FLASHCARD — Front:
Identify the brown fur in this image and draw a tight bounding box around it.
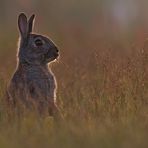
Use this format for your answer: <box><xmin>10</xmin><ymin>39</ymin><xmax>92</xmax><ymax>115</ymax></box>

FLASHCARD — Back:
<box><xmin>7</xmin><ymin>13</ymin><xmax>63</xmax><ymax>120</ymax></box>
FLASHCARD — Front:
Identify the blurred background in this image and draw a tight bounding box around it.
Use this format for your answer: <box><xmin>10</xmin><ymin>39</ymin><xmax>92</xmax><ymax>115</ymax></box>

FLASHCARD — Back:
<box><xmin>0</xmin><ymin>0</ymin><xmax>148</xmax><ymax>77</ymax></box>
<box><xmin>1</xmin><ymin>0</ymin><xmax>148</xmax><ymax>100</ymax></box>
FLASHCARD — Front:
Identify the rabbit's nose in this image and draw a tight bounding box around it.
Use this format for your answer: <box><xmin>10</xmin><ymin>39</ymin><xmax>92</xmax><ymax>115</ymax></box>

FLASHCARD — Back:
<box><xmin>55</xmin><ymin>48</ymin><xmax>59</xmax><ymax>52</ymax></box>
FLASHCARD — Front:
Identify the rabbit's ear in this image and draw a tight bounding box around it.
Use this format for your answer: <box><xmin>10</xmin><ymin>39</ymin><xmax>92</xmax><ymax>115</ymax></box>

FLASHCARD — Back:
<box><xmin>28</xmin><ymin>14</ymin><xmax>35</xmax><ymax>33</ymax></box>
<box><xmin>18</xmin><ymin>13</ymin><xmax>28</xmax><ymax>39</ymax></box>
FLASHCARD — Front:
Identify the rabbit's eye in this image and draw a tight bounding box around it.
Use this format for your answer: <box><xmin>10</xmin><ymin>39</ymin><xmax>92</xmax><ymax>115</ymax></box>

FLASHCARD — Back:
<box><xmin>35</xmin><ymin>39</ymin><xmax>43</xmax><ymax>46</ymax></box>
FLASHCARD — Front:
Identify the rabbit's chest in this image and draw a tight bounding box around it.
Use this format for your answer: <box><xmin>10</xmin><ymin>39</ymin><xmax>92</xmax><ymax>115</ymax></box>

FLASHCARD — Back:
<box><xmin>34</xmin><ymin>78</ymin><xmax>50</xmax><ymax>89</ymax></box>
<box><xmin>27</xmin><ymin>74</ymin><xmax>56</xmax><ymax>99</ymax></box>
<box><xmin>29</xmin><ymin>76</ymin><xmax>54</xmax><ymax>90</ymax></box>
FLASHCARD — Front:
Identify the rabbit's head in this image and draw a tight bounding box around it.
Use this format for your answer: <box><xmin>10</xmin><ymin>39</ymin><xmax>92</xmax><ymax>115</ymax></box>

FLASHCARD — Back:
<box><xmin>18</xmin><ymin>13</ymin><xmax>59</xmax><ymax>65</ymax></box>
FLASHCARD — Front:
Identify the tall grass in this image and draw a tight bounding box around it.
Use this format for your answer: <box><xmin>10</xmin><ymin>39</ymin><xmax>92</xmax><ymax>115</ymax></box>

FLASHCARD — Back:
<box><xmin>0</xmin><ymin>31</ymin><xmax>148</xmax><ymax>147</ymax></box>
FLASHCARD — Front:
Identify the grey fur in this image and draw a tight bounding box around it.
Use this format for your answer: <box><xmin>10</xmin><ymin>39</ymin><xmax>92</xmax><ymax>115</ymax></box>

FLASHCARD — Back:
<box><xmin>7</xmin><ymin>13</ymin><xmax>62</xmax><ymax>119</ymax></box>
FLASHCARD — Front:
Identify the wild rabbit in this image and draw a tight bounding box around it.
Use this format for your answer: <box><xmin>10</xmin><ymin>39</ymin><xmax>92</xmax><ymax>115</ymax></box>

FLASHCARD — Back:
<box><xmin>7</xmin><ymin>13</ymin><xmax>62</xmax><ymax>120</ymax></box>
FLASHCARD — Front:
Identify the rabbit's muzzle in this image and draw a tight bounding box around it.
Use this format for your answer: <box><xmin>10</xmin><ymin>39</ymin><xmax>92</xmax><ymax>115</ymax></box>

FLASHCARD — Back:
<box><xmin>53</xmin><ymin>47</ymin><xmax>59</xmax><ymax>57</ymax></box>
<box><xmin>44</xmin><ymin>47</ymin><xmax>59</xmax><ymax>62</ymax></box>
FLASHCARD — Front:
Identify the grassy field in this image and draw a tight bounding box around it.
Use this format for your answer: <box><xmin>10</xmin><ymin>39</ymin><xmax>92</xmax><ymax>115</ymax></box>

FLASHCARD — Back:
<box><xmin>0</xmin><ymin>1</ymin><xmax>148</xmax><ymax>147</ymax></box>
<box><xmin>0</xmin><ymin>31</ymin><xmax>148</xmax><ymax>148</ymax></box>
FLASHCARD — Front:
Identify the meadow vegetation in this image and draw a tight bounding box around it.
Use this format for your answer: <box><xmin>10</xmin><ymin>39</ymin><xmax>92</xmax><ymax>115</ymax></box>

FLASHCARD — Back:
<box><xmin>0</xmin><ymin>33</ymin><xmax>148</xmax><ymax>148</ymax></box>
<box><xmin>0</xmin><ymin>0</ymin><xmax>148</xmax><ymax>147</ymax></box>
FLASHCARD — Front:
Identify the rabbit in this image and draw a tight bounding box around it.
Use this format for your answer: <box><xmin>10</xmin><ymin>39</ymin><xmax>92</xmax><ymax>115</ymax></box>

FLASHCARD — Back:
<box><xmin>6</xmin><ymin>13</ymin><xmax>62</xmax><ymax>120</ymax></box>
